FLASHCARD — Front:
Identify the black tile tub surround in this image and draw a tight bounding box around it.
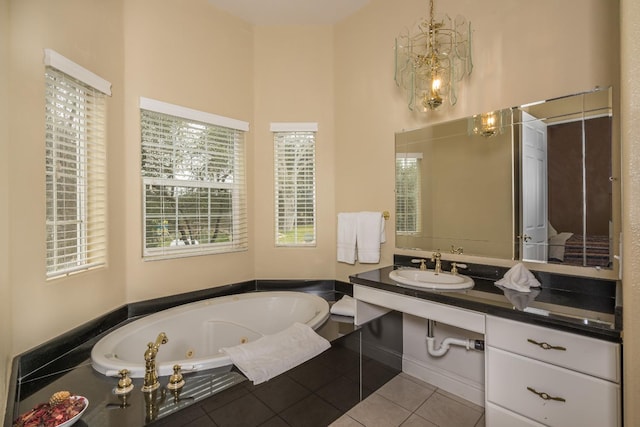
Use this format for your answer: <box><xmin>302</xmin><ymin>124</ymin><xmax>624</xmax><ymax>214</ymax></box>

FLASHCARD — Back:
<box><xmin>11</xmin><ymin>280</ymin><xmax>351</xmax><ymax>399</ymax></box>
<box><xmin>150</xmin><ymin>319</ymin><xmax>402</xmax><ymax>427</ymax></box>
<box><xmin>349</xmin><ymin>255</ymin><xmax>622</xmax><ymax>342</ymax></box>
<box><xmin>4</xmin><ymin>280</ymin><xmax>401</xmax><ymax>427</ymax></box>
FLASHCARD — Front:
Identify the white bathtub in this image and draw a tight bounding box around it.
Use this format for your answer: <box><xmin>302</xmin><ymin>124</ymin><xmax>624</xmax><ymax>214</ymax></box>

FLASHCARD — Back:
<box><xmin>91</xmin><ymin>291</ymin><xmax>330</xmax><ymax>378</ymax></box>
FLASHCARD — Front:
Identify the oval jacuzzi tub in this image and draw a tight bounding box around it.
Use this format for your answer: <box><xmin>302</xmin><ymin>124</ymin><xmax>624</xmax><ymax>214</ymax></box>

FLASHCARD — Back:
<box><xmin>91</xmin><ymin>291</ymin><xmax>330</xmax><ymax>378</ymax></box>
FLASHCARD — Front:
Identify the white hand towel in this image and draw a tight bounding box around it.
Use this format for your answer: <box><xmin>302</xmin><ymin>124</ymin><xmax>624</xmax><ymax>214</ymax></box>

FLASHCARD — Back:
<box><xmin>498</xmin><ymin>287</ymin><xmax>541</xmax><ymax>310</ymax></box>
<box><xmin>222</xmin><ymin>323</ymin><xmax>330</xmax><ymax>385</ymax></box>
<box><xmin>356</xmin><ymin>211</ymin><xmax>386</xmax><ymax>263</ymax></box>
<box><xmin>495</xmin><ymin>263</ymin><xmax>541</xmax><ymax>293</ymax></box>
<box><xmin>337</xmin><ymin>212</ymin><xmax>358</xmax><ymax>264</ymax></box>
<box><xmin>330</xmin><ymin>295</ymin><xmax>356</xmax><ymax>317</ymax></box>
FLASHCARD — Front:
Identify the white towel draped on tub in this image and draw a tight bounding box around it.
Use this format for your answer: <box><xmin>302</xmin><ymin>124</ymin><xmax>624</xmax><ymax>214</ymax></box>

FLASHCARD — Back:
<box><xmin>337</xmin><ymin>211</ymin><xmax>386</xmax><ymax>264</ymax></box>
<box><xmin>221</xmin><ymin>323</ymin><xmax>331</xmax><ymax>385</ymax></box>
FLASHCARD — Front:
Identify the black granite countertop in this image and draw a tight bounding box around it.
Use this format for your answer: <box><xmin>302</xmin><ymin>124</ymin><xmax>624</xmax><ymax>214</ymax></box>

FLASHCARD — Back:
<box><xmin>350</xmin><ymin>258</ymin><xmax>621</xmax><ymax>343</ymax></box>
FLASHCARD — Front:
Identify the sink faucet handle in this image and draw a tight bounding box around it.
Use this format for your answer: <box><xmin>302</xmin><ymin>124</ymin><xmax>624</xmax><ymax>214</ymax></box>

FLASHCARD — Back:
<box><xmin>411</xmin><ymin>258</ymin><xmax>428</xmax><ymax>270</ymax></box>
<box><xmin>451</xmin><ymin>263</ymin><xmax>467</xmax><ymax>275</ymax></box>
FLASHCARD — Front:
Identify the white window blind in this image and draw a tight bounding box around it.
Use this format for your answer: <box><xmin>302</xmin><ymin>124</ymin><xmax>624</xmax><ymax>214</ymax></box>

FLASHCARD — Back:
<box><xmin>45</xmin><ymin>63</ymin><xmax>108</xmax><ymax>279</ymax></box>
<box><xmin>141</xmin><ymin>103</ymin><xmax>248</xmax><ymax>260</ymax></box>
<box><xmin>396</xmin><ymin>153</ymin><xmax>422</xmax><ymax>234</ymax></box>
<box><xmin>273</xmin><ymin>126</ymin><xmax>317</xmax><ymax>246</ymax></box>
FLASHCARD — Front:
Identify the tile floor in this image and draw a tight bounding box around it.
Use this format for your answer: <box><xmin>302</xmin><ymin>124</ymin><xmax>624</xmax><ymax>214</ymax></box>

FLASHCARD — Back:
<box><xmin>331</xmin><ymin>373</ymin><xmax>485</xmax><ymax>427</ymax></box>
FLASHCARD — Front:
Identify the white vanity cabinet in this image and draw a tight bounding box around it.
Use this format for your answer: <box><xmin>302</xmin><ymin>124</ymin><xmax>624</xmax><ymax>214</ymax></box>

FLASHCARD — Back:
<box><xmin>351</xmin><ymin>280</ymin><xmax>622</xmax><ymax>426</ymax></box>
<box><xmin>485</xmin><ymin>316</ymin><xmax>621</xmax><ymax>427</ymax></box>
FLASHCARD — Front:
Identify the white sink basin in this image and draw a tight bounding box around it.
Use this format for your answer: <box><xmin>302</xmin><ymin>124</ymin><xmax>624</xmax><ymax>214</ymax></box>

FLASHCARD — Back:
<box><xmin>389</xmin><ymin>269</ymin><xmax>474</xmax><ymax>290</ymax></box>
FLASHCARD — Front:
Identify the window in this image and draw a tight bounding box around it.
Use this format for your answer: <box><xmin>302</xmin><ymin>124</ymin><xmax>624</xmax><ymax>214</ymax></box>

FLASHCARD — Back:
<box><xmin>44</xmin><ymin>49</ymin><xmax>110</xmax><ymax>279</ymax></box>
<box><xmin>140</xmin><ymin>98</ymin><xmax>248</xmax><ymax>260</ymax></box>
<box><xmin>272</xmin><ymin>123</ymin><xmax>317</xmax><ymax>246</ymax></box>
<box><xmin>395</xmin><ymin>153</ymin><xmax>422</xmax><ymax>234</ymax></box>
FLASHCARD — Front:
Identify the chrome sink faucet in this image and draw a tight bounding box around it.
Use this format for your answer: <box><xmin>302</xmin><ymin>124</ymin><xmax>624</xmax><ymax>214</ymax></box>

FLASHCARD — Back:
<box><xmin>142</xmin><ymin>332</ymin><xmax>168</xmax><ymax>392</ymax></box>
<box><xmin>431</xmin><ymin>250</ymin><xmax>442</xmax><ymax>274</ymax></box>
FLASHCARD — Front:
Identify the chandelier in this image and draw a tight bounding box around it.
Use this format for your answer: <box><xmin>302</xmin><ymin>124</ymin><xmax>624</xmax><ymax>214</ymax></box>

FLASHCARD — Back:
<box><xmin>394</xmin><ymin>0</ymin><xmax>473</xmax><ymax>112</ymax></box>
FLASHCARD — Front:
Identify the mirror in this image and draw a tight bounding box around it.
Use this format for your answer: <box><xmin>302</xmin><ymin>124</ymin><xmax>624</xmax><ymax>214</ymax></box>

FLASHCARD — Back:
<box><xmin>395</xmin><ymin>115</ymin><xmax>515</xmax><ymax>259</ymax></box>
<box><xmin>395</xmin><ymin>87</ymin><xmax>616</xmax><ymax>271</ymax></box>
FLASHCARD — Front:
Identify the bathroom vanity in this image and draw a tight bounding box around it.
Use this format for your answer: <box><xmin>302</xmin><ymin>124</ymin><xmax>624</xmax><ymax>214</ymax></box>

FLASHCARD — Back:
<box><xmin>350</xmin><ymin>258</ymin><xmax>622</xmax><ymax>427</ymax></box>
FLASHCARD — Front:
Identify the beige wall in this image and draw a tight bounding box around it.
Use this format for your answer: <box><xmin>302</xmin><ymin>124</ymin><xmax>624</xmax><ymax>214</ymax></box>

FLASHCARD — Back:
<box><xmin>253</xmin><ymin>26</ymin><xmax>336</xmax><ymax>279</ymax></box>
<box><xmin>620</xmin><ymin>1</ymin><xmax>640</xmax><ymax>425</ymax></box>
<box><xmin>1</xmin><ymin>0</ymin><xmax>10</xmax><ymax>412</ymax></box>
<box><xmin>8</xmin><ymin>0</ymin><xmax>126</xmax><ymax>354</ymax></box>
<box><xmin>121</xmin><ymin>0</ymin><xmax>256</xmax><ymax>302</ymax></box>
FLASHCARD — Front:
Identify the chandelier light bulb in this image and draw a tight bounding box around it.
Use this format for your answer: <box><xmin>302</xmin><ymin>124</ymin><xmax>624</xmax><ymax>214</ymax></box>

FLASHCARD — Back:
<box><xmin>424</xmin><ymin>76</ymin><xmax>443</xmax><ymax>110</ymax></box>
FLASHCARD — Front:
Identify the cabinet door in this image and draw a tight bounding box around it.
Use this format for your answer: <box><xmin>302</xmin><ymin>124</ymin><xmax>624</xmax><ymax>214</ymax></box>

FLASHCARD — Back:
<box><xmin>486</xmin><ymin>316</ymin><xmax>620</xmax><ymax>382</ymax></box>
<box><xmin>485</xmin><ymin>402</ymin><xmax>545</xmax><ymax>427</ymax></box>
<box><xmin>487</xmin><ymin>347</ymin><xmax>620</xmax><ymax>427</ymax></box>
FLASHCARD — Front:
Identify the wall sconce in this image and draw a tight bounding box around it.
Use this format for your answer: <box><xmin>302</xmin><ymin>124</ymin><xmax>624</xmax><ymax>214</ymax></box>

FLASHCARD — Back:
<box><xmin>469</xmin><ymin>109</ymin><xmax>510</xmax><ymax>138</ymax></box>
<box><xmin>395</xmin><ymin>0</ymin><xmax>473</xmax><ymax>112</ymax></box>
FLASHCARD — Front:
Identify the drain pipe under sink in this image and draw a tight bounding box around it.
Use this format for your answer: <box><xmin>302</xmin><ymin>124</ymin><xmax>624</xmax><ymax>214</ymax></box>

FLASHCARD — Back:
<box><xmin>426</xmin><ymin>319</ymin><xmax>484</xmax><ymax>357</ymax></box>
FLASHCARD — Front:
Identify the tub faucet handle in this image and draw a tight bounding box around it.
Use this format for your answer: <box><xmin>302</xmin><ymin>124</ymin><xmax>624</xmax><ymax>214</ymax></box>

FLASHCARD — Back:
<box><xmin>115</xmin><ymin>369</ymin><xmax>134</xmax><ymax>395</ymax></box>
<box><xmin>167</xmin><ymin>364</ymin><xmax>185</xmax><ymax>390</ymax></box>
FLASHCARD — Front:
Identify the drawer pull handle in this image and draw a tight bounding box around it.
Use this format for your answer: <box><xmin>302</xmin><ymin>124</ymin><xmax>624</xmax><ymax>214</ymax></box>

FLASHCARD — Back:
<box><xmin>527</xmin><ymin>386</ymin><xmax>566</xmax><ymax>403</ymax></box>
<box><xmin>527</xmin><ymin>338</ymin><xmax>566</xmax><ymax>351</ymax></box>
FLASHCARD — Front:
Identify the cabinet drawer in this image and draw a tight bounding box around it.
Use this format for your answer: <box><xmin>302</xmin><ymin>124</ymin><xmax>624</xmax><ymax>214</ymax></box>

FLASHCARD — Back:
<box><xmin>485</xmin><ymin>402</ymin><xmax>545</xmax><ymax>427</ymax></box>
<box><xmin>487</xmin><ymin>347</ymin><xmax>620</xmax><ymax>427</ymax></box>
<box><xmin>486</xmin><ymin>316</ymin><xmax>620</xmax><ymax>382</ymax></box>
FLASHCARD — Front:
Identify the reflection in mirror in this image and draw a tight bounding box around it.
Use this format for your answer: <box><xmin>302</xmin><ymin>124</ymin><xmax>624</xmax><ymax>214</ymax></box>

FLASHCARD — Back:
<box><xmin>395</xmin><ymin>114</ymin><xmax>515</xmax><ymax>260</ymax></box>
<box><xmin>395</xmin><ymin>87</ymin><xmax>616</xmax><ymax>272</ymax></box>
<box><xmin>518</xmin><ymin>88</ymin><xmax>613</xmax><ymax>268</ymax></box>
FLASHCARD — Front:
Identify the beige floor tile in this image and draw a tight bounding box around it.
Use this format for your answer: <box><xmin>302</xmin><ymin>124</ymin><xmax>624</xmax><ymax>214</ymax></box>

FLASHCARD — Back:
<box><xmin>400</xmin><ymin>413</ymin><xmax>438</xmax><ymax>427</ymax></box>
<box><xmin>330</xmin><ymin>414</ymin><xmax>365</xmax><ymax>427</ymax></box>
<box><xmin>397</xmin><ymin>372</ymin><xmax>437</xmax><ymax>390</ymax></box>
<box><xmin>338</xmin><ymin>373</ymin><xmax>485</xmax><ymax>427</ymax></box>
<box><xmin>376</xmin><ymin>374</ymin><xmax>436</xmax><ymax>411</ymax></box>
<box><xmin>415</xmin><ymin>391</ymin><xmax>483</xmax><ymax>427</ymax></box>
<box><xmin>435</xmin><ymin>387</ymin><xmax>484</xmax><ymax>413</ymax></box>
<box><xmin>347</xmin><ymin>393</ymin><xmax>412</xmax><ymax>427</ymax></box>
